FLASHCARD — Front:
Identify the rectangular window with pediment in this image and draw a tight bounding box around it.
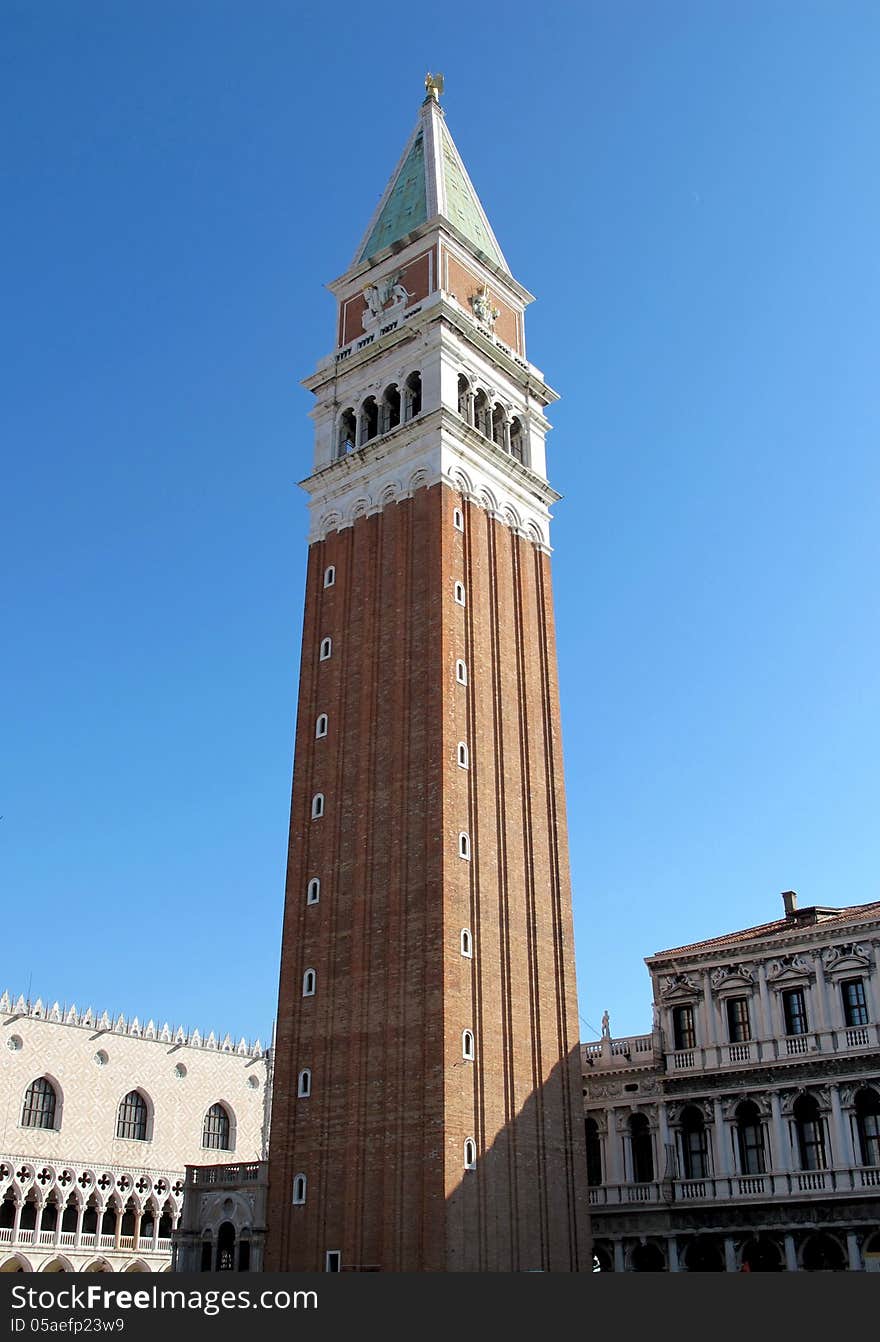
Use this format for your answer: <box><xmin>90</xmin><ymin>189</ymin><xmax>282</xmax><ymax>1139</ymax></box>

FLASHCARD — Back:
<box><xmin>782</xmin><ymin>987</ymin><xmax>809</xmax><ymax>1035</ymax></box>
<box><xmin>672</xmin><ymin>1005</ymin><xmax>696</xmax><ymax>1051</ymax></box>
<box><xmin>726</xmin><ymin>997</ymin><xmax>751</xmax><ymax>1043</ymax></box>
<box><xmin>842</xmin><ymin>978</ymin><xmax>868</xmax><ymax>1027</ymax></box>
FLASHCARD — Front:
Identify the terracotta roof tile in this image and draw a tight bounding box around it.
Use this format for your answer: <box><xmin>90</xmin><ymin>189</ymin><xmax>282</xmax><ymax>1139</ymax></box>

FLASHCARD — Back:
<box><xmin>649</xmin><ymin>900</ymin><xmax>880</xmax><ymax>960</ymax></box>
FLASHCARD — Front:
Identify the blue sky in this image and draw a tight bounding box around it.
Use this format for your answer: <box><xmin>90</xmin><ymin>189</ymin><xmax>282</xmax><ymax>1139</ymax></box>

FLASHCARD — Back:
<box><xmin>3</xmin><ymin>1</ymin><xmax>879</xmax><ymax>1047</ymax></box>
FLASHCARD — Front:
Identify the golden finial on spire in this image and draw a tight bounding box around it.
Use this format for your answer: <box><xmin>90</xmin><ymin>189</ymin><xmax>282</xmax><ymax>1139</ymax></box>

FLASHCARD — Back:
<box><xmin>424</xmin><ymin>72</ymin><xmax>444</xmax><ymax>102</ymax></box>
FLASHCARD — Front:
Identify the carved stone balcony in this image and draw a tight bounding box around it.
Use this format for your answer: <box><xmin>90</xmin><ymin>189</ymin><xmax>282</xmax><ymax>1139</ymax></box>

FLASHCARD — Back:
<box><xmin>588</xmin><ymin>1165</ymin><xmax>880</xmax><ymax>1209</ymax></box>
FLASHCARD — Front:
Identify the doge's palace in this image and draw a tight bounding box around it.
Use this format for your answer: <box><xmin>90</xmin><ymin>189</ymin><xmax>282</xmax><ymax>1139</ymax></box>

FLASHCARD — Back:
<box><xmin>1</xmin><ymin>991</ymin><xmax>270</xmax><ymax>1273</ymax></box>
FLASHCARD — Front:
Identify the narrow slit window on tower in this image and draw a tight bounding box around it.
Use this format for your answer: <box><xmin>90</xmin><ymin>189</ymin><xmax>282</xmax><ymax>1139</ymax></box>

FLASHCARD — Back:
<box><xmin>459</xmin><ymin>831</ymin><xmax>471</xmax><ymax>860</ymax></box>
<box><xmin>325</xmin><ymin>1250</ymin><xmax>342</xmax><ymax>1272</ymax></box>
<box><xmin>455</xmin><ymin>659</ymin><xmax>468</xmax><ymax>685</ymax></box>
<box><xmin>292</xmin><ymin>1174</ymin><xmax>307</xmax><ymax>1205</ymax></box>
<box><xmin>297</xmin><ymin>1069</ymin><xmax>311</xmax><ymax>1098</ymax></box>
<box><xmin>302</xmin><ymin>969</ymin><xmax>316</xmax><ymax>997</ymax></box>
<box><xmin>460</xmin><ymin>928</ymin><xmax>473</xmax><ymax>958</ymax></box>
<box><xmin>315</xmin><ymin>714</ymin><xmax>328</xmax><ymax>739</ymax></box>
<box><xmin>453</xmin><ymin>507</ymin><xmax>464</xmax><ymax>531</ymax></box>
<box><xmin>320</xmin><ymin>637</ymin><xmax>332</xmax><ymax>661</ymax></box>
<box><xmin>306</xmin><ymin>877</ymin><xmax>320</xmax><ymax>905</ymax></box>
<box><xmin>464</xmin><ymin>1138</ymin><xmax>477</xmax><ymax>1170</ymax></box>
<box><xmin>311</xmin><ymin>793</ymin><xmax>325</xmax><ymax>819</ymax></box>
<box><xmin>454</xmin><ymin>581</ymin><xmax>466</xmax><ymax>606</ymax></box>
<box><xmin>457</xmin><ymin>741</ymin><xmax>469</xmax><ymax>769</ymax></box>
<box><xmin>324</xmin><ymin>565</ymin><xmax>336</xmax><ymax>588</ymax></box>
<box><xmin>462</xmin><ymin>1030</ymin><xmax>475</xmax><ymax>1061</ymax></box>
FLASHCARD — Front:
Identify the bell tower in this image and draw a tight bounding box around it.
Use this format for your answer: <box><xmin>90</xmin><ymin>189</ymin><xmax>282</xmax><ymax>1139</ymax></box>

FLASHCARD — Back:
<box><xmin>265</xmin><ymin>78</ymin><xmax>590</xmax><ymax>1272</ymax></box>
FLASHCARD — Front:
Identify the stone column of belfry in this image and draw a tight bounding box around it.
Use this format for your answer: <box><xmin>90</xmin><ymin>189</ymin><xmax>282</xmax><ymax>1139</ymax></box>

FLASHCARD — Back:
<box><xmin>265</xmin><ymin>80</ymin><xmax>590</xmax><ymax>1273</ymax></box>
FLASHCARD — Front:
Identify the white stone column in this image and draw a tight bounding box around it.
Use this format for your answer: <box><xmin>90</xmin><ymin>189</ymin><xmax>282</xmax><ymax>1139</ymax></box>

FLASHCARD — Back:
<box><xmin>667</xmin><ymin>1238</ymin><xmax>680</xmax><ymax>1272</ymax></box>
<box><xmin>712</xmin><ymin>1098</ymin><xmax>730</xmax><ymax>1178</ymax></box>
<box><xmin>53</xmin><ymin>1202</ymin><xmax>63</xmax><ymax>1247</ymax></box>
<box><xmin>814</xmin><ymin>960</ymin><xmax>832</xmax><ymax>1033</ymax></box>
<box><xmin>757</xmin><ymin>964</ymin><xmax>773</xmax><ymax>1052</ymax></box>
<box><xmin>829</xmin><ymin>1085</ymin><xmax>854</xmax><ymax>1169</ymax></box>
<box><xmin>847</xmin><ymin>1231</ymin><xmax>862</xmax><ymax>1271</ymax></box>
<box><xmin>32</xmin><ymin>1201</ymin><xmax>44</xmax><ymax>1245</ymax></box>
<box><xmin>132</xmin><ymin>1209</ymin><xmax>142</xmax><ymax>1252</ymax></box>
<box><xmin>769</xmin><ymin>1092</ymin><xmax>790</xmax><ymax>1173</ymax></box>
<box><xmin>658</xmin><ymin>1102</ymin><xmax>672</xmax><ymax>1178</ymax></box>
<box><xmin>784</xmin><ymin>1233</ymin><xmax>798</xmax><ymax>1272</ymax></box>
<box><xmin>703</xmin><ymin>972</ymin><xmax>719</xmax><ymax>1049</ymax></box>
<box><xmin>724</xmin><ymin>1237</ymin><xmax>737</xmax><ymax>1272</ymax></box>
<box><xmin>605</xmin><ymin>1112</ymin><xmax>623</xmax><ymax>1189</ymax></box>
<box><xmin>613</xmin><ymin>1240</ymin><xmax>625</xmax><ymax>1273</ymax></box>
<box><xmin>11</xmin><ymin>1199</ymin><xmax>23</xmax><ymax>1244</ymax></box>
<box><xmin>74</xmin><ymin>1202</ymin><xmax>85</xmax><ymax>1248</ymax></box>
<box><xmin>151</xmin><ymin>1209</ymin><xmax>161</xmax><ymax>1253</ymax></box>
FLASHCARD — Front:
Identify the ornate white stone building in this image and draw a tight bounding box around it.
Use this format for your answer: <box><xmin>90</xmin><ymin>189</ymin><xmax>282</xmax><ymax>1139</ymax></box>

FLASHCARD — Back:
<box><xmin>1</xmin><ymin>991</ymin><xmax>270</xmax><ymax>1273</ymax></box>
<box><xmin>583</xmin><ymin>894</ymin><xmax>880</xmax><ymax>1271</ymax></box>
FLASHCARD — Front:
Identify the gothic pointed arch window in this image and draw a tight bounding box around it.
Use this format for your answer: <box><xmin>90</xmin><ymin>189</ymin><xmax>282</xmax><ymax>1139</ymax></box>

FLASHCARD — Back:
<box><xmin>794</xmin><ymin>1093</ymin><xmax>827</xmax><ymax>1171</ymax></box>
<box><xmin>628</xmin><ymin>1113</ymin><xmax>654</xmax><ymax>1183</ymax></box>
<box><xmin>21</xmin><ymin>1077</ymin><xmax>58</xmax><ymax>1130</ymax></box>
<box><xmin>116</xmin><ymin>1090</ymin><xmax>149</xmax><ymax>1142</ymax></box>
<box><xmin>854</xmin><ymin>1088</ymin><xmax>880</xmax><ymax>1166</ymax></box>
<box><xmin>202</xmin><ymin>1103</ymin><xmax>232</xmax><ymax>1151</ymax></box>
<box><xmin>680</xmin><ymin>1105</ymin><xmax>709</xmax><ymax>1179</ymax></box>
<box><xmin>735</xmin><ymin>1100</ymin><xmax>767</xmax><ymax>1174</ymax></box>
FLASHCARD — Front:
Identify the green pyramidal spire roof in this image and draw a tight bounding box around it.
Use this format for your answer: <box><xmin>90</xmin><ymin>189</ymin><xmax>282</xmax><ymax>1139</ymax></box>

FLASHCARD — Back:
<box><xmin>352</xmin><ymin>93</ymin><xmax>509</xmax><ymax>273</ymax></box>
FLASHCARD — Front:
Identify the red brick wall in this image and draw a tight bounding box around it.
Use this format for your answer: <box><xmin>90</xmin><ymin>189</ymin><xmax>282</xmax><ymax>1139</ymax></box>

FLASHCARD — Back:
<box><xmin>265</xmin><ymin>483</ymin><xmax>589</xmax><ymax>1271</ymax></box>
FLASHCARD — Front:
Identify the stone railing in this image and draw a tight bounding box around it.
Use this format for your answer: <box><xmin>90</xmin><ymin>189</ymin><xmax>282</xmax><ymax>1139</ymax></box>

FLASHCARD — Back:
<box><xmin>186</xmin><ymin>1162</ymin><xmax>265</xmax><ymax>1187</ymax></box>
<box><xmin>582</xmin><ymin>1035</ymin><xmax>659</xmax><ymax>1069</ymax></box>
<box><xmin>664</xmin><ymin>1022</ymin><xmax>879</xmax><ymax>1074</ymax></box>
<box><xmin>587</xmin><ymin>1165</ymin><xmax>880</xmax><ymax>1208</ymax></box>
